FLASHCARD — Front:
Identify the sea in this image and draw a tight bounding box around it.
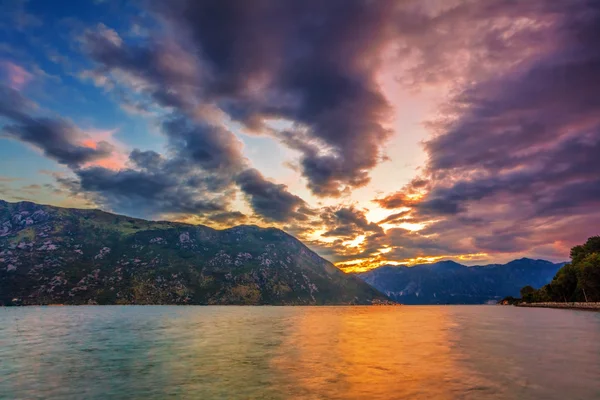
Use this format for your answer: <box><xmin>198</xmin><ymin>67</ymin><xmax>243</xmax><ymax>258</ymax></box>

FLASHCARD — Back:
<box><xmin>1</xmin><ymin>305</ymin><xmax>599</xmax><ymax>399</ymax></box>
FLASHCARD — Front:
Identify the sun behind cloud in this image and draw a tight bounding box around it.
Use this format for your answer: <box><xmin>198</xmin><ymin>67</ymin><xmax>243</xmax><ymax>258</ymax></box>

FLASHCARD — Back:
<box><xmin>1</xmin><ymin>0</ymin><xmax>599</xmax><ymax>271</ymax></box>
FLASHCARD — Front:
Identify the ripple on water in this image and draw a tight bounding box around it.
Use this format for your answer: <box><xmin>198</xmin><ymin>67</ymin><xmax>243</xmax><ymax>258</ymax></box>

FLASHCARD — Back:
<box><xmin>0</xmin><ymin>305</ymin><xmax>599</xmax><ymax>399</ymax></box>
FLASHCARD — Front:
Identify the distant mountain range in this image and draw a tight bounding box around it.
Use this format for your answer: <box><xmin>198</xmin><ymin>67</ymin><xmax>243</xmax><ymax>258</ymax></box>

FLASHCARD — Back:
<box><xmin>357</xmin><ymin>259</ymin><xmax>566</xmax><ymax>304</ymax></box>
<box><xmin>0</xmin><ymin>200</ymin><xmax>391</xmax><ymax>306</ymax></box>
<box><xmin>1</xmin><ymin>199</ymin><xmax>567</xmax><ymax>306</ymax></box>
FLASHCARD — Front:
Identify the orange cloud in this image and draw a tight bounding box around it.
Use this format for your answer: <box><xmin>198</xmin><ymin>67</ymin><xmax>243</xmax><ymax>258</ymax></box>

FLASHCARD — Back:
<box><xmin>81</xmin><ymin>139</ymin><xmax>98</xmax><ymax>149</ymax></box>
<box><xmin>336</xmin><ymin>252</ymin><xmax>489</xmax><ymax>273</ymax></box>
<box><xmin>80</xmin><ymin>128</ymin><xmax>128</xmax><ymax>170</ymax></box>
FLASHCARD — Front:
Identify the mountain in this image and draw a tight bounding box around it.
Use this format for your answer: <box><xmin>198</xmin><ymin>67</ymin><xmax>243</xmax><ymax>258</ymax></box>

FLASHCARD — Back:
<box><xmin>357</xmin><ymin>259</ymin><xmax>565</xmax><ymax>304</ymax></box>
<box><xmin>0</xmin><ymin>200</ymin><xmax>391</xmax><ymax>306</ymax></box>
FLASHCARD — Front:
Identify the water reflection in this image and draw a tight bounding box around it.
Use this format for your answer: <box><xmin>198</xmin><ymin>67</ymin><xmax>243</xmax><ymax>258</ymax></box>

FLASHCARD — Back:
<box><xmin>445</xmin><ymin>306</ymin><xmax>600</xmax><ymax>399</ymax></box>
<box><xmin>271</xmin><ymin>307</ymin><xmax>458</xmax><ymax>399</ymax></box>
<box><xmin>1</xmin><ymin>306</ymin><xmax>599</xmax><ymax>399</ymax></box>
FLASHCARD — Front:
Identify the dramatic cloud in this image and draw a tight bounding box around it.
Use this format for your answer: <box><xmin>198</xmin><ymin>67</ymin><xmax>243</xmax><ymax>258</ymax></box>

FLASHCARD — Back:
<box><xmin>320</xmin><ymin>206</ymin><xmax>383</xmax><ymax>239</ymax></box>
<box><xmin>377</xmin><ymin>0</ymin><xmax>600</xmax><ymax>261</ymax></box>
<box><xmin>368</xmin><ymin>227</ymin><xmax>468</xmax><ymax>260</ymax></box>
<box><xmin>73</xmin><ymin>150</ymin><xmax>233</xmax><ymax>218</ymax></box>
<box><xmin>2</xmin><ymin>0</ymin><xmax>599</xmax><ymax>269</ymax></box>
<box><xmin>3</xmin><ymin>119</ymin><xmax>114</xmax><ymax>168</ymax></box>
<box><xmin>236</xmin><ymin>168</ymin><xmax>309</xmax><ymax>223</ymax></box>
<box><xmin>377</xmin><ymin>211</ymin><xmax>412</xmax><ymax>225</ymax></box>
<box><xmin>83</xmin><ymin>0</ymin><xmax>400</xmax><ymax>197</ymax></box>
<box><xmin>0</xmin><ymin>84</ymin><xmax>115</xmax><ymax>168</ymax></box>
<box><xmin>0</xmin><ymin>84</ymin><xmax>239</xmax><ymax>218</ymax></box>
<box><xmin>209</xmin><ymin>211</ymin><xmax>248</xmax><ymax>225</ymax></box>
<box><xmin>81</xmin><ymin>22</ymin><xmax>202</xmax><ymax>112</ymax></box>
<box><xmin>375</xmin><ymin>192</ymin><xmax>419</xmax><ymax>211</ymax></box>
<box><xmin>161</xmin><ymin>116</ymin><xmax>244</xmax><ymax>174</ymax></box>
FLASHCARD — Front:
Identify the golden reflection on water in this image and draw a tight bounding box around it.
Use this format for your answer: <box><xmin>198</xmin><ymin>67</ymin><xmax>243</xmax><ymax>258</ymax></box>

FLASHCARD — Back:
<box><xmin>2</xmin><ymin>306</ymin><xmax>600</xmax><ymax>399</ymax></box>
<box><xmin>270</xmin><ymin>306</ymin><xmax>458</xmax><ymax>399</ymax></box>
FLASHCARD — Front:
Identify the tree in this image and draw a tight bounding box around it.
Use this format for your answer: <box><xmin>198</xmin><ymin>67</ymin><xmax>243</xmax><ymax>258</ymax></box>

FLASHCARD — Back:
<box><xmin>520</xmin><ymin>285</ymin><xmax>536</xmax><ymax>302</ymax></box>
<box><xmin>519</xmin><ymin>236</ymin><xmax>600</xmax><ymax>303</ymax></box>
<box><xmin>570</xmin><ymin>236</ymin><xmax>600</xmax><ymax>264</ymax></box>
<box><xmin>552</xmin><ymin>263</ymin><xmax>579</xmax><ymax>302</ymax></box>
<box><xmin>579</xmin><ymin>253</ymin><xmax>600</xmax><ymax>302</ymax></box>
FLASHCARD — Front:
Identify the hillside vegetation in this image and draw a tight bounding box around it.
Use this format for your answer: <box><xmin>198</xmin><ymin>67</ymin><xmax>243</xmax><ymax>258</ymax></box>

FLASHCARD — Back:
<box><xmin>519</xmin><ymin>237</ymin><xmax>600</xmax><ymax>303</ymax></box>
<box><xmin>0</xmin><ymin>200</ymin><xmax>390</xmax><ymax>306</ymax></box>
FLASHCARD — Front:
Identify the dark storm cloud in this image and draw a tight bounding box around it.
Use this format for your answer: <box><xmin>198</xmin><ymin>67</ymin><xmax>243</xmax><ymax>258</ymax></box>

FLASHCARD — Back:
<box><xmin>0</xmin><ymin>84</ymin><xmax>114</xmax><ymax>168</ymax></box>
<box><xmin>75</xmin><ymin>159</ymin><xmax>229</xmax><ymax>218</ymax></box>
<box><xmin>127</xmin><ymin>148</ymin><xmax>233</xmax><ymax>193</ymax></box>
<box><xmin>161</xmin><ymin>116</ymin><xmax>244</xmax><ymax>174</ymax></box>
<box><xmin>12</xmin><ymin>0</ymin><xmax>598</xmax><ymax>265</ymax></box>
<box><xmin>320</xmin><ymin>206</ymin><xmax>383</xmax><ymax>239</ymax></box>
<box><xmin>89</xmin><ymin>0</ymin><xmax>400</xmax><ymax>197</ymax></box>
<box><xmin>235</xmin><ymin>168</ymin><xmax>309</xmax><ymax>223</ymax></box>
<box><xmin>82</xmin><ymin>23</ymin><xmax>247</xmax><ymax>174</ymax></box>
<box><xmin>0</xmin><ymin>79</ymin><xmax>238</xmax><ymax>220</ymax></box>
<box><xmin>376</xmin><ymin>0</ymin><xmax>600</xmax><ymax>259</ymax></box>
<box><xmin>81</xmin><ymin>23</ymin><xmax>194</xmax><ymax>110</ymax></box>
<box><xmin>129</xmin><ymin>149</ymin><xmax>163</xmax><ymax>170</ymax></box>
<box><xmin>66</xmin><ymin>20</ymin><xmax>263</xmax><ymax>220</ymax></box>
<box><xmin>417</xmin><ymin>21</ymin><xmax>600</xmax><ymax>217</ymax></box>
<box><xmin>418</xmin><ymin>136</ymin><xmax>600</xmax><ymax>218</ymax></box>
<box><xmin>3</xmin><ymin>119</ymin><xmax>114</xmax><ymax>168</ymax></box>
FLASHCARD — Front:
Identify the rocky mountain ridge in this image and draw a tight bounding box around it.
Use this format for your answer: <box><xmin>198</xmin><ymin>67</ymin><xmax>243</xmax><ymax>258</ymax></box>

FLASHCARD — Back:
<box><xmin>357</xmin><ymin>258</ymin><xmax>565</xmax><ymax>304</ymax></box>
<box><xmin>0</xmin><ymin>200</ymin><xmax>391</xmax><ymax>306</ymax></box>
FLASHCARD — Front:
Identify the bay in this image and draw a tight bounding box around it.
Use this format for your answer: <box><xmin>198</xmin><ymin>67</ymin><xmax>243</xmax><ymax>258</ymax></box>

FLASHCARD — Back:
<box><xmin>1</xmin><ymin>306</ymin><xmax>599</xmax><ymax>399</ymax></box>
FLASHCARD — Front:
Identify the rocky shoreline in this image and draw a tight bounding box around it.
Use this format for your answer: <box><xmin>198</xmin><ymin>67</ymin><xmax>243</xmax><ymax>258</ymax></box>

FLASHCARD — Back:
<box><xmin>516</xmin><ymin>302</ymin><xmax>600</xmax><ymax>310</ymax></box>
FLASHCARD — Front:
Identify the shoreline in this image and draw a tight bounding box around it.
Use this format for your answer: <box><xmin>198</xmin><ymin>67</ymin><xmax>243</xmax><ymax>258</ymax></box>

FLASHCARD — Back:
<box><xmin>1</xmin><ymin>302</ymin><xmax>401</xmax><ymax>307</ymax></box>
<box><xmin>516</xmin><ymin>302</ymin><xmax>600</xmax><ymax>311</ymax></box>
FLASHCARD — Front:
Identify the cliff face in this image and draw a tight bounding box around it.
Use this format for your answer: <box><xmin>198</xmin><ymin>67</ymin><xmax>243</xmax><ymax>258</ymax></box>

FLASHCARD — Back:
<box><xmin>0</xmin><ymin>200</ymin><xmax>390</xmax><ymax>306</ymax></box>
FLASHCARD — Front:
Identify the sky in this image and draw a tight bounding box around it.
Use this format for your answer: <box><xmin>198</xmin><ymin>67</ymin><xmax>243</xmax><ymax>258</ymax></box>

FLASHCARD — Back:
<box><xmin>1</xmin><ymin>0</ymin><xmax>599</xmax><ymax>272</ymax></box>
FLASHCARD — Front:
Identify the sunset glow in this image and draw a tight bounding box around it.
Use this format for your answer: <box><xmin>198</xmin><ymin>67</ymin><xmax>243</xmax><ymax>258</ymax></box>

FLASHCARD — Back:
<box><xmin>1</xmin><ymin>0</ymin><xmax>599</xmax><ymax>272</ymax></box>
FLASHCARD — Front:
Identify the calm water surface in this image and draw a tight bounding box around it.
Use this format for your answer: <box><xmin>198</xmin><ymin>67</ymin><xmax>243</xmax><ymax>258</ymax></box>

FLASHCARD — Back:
<box><xmin>1</xmin><ymin>306</ymin><xmax>599</xmax><ymax>399</ymax></box>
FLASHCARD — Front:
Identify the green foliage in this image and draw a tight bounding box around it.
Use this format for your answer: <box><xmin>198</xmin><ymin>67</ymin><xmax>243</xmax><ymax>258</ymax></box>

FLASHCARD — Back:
<box><xmin>579</xmin><ymin>253</ymin><xmax>600</xmax><ymax>301</ymax></box>
<box><xmin>1</xmin><ymin>200</ymin><xmax>392</xmax><ymax>306</ymax></box>
<box><xmin>8</xmin><ymin>227</ymin><xmax>35</xmax><ymax>243</ymax></box>
<box><xmin>570</xmin><ymin>236</ymin><xmax>600</xmax><ymax>264</ymax></box>
<box><xmin>520</xmin><ymin>285</ymin><xmax>536</xmax><ymax>302</ymax></box>
<box><xmin>521</xmin><ymin>236</ymin><xmax>600</xmax><ymax>303</ymax></box>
